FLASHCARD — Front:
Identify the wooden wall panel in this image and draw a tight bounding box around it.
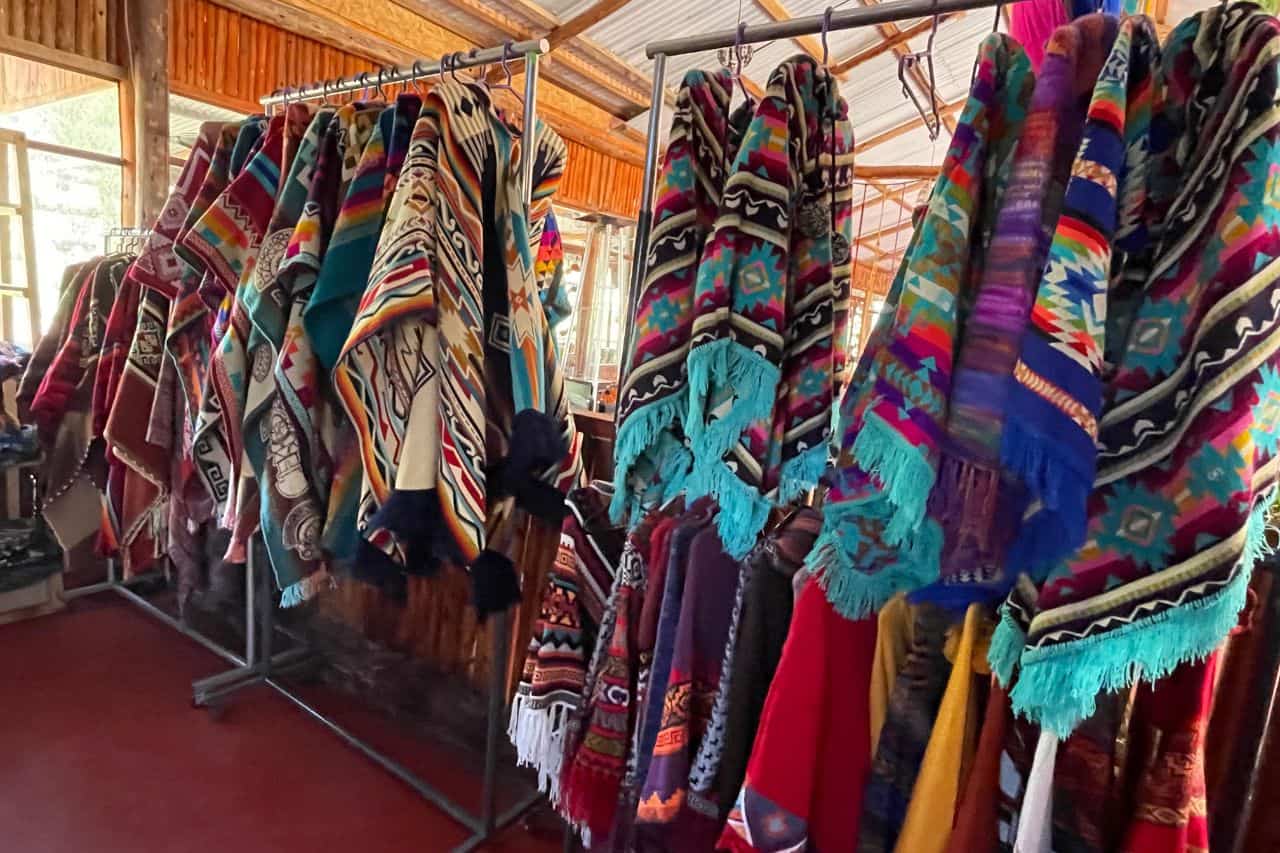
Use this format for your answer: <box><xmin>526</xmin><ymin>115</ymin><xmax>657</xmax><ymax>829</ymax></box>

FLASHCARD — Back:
<box><xmin>558</xmin><ymin>138</ymin><xmax>643</xmax><ymax>221</ymax></box>
<box><xmin>171</xmin><ymin>0</ymin><xmax>643</xmax><ymax>219</ymax></box>
<box><xmin>0</xmin><ymin>0</ymin><xmax>122</xmax><ymax>66</ymax></box>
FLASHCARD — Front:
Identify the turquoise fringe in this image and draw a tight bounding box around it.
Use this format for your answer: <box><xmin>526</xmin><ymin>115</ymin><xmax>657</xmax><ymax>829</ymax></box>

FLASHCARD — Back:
<box><xmin>849</xmin><ymin>411</ymin><xmax>937</xmax><ymax>546</ymax></box>
<box><xmin>279</xmin><ymin>570</ymin><xmax>333</xmax><ymax>609</ymax></box>
<box><xmin>810</xmin><ymin>496</ymin><xmax>943</xmax><ymax>620</ymax></box>
<box><xmin>685</xmin><ymin>459</ymin><xmax>772</xmax><ymax>561</ymax></box>
<box><xmin>1009</xmin><ymin>486</ymin><xmax>1278</xmax><ymax>737</ymax></box>
<box><xmin>778</xmin><ymin>443</ymin><xmax>829</xmax><ymax>505</ymax></box>
<box><xmin>609</xmin><ymin>389</ymin><xmax>689</xmax><ymax>523</ymax></box>
<box><xmin>988</xmin><ymin>601</ymin><xmax>1028</xmax><ymax>687</ymax></box>
<box><xmin>685</xmin><ymin>338</ymin><xmax>781</xmax><ymax>461</ymax></box>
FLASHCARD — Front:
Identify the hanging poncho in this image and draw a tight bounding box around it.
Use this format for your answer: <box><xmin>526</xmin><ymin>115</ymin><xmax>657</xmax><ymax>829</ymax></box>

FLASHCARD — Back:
<box><xmin>681</xmin><ymin>56</ymin><xmax>854</xmax><ymax>560</ymax></box>
<box><xmin>991</xmin><ymin>5</ymin><xmax>1280</xmax><ymax>738</ymax></box>
<box><xmin>336</xmin><ymin>81</ymin><xmax>577</xmax><ymax>613</ymax></box>
<box><xmin>186</xmin><ymin>115</ymin><xmax>286</xmax><ymax>561</ymax></box>
<box><xmin>240</xmin><ymin>104</ymin><xmax>334</xmax><ymax>605</ymax></box>
<box><xmin>271</xmin><ymin>101</ymin><xmax>381</xmax><ymax>572</ymax></box>
<box><xmin>935</xmin><ymin>17</ymin><xmax>1117</xmax><ymax>576</ymax></box>
<box><xmin>810</xmin><ymin>35</ymin><xmax>1034</xmax><ymax>619</ymax></box>
<box><xmin>102</xmin><ymin>123</ymin><xmax>223</xmax><ymax>573</ymax></box>
<box><xmin>611</xmin><ymin>69</ymin><xmax>745</xmax><ymax>524</ymax></box>
<box><xmin>1001</xmin><ymin>16</ymin><xmax>1160</xmax><ymax>574</ymax></box>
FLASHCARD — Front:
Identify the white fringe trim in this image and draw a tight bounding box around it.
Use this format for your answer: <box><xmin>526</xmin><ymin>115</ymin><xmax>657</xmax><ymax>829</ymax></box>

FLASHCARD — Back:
<box><xmin>507</xmin><ymin>694</ymin><xmax>576</xmax><ymax>805</ymax></box>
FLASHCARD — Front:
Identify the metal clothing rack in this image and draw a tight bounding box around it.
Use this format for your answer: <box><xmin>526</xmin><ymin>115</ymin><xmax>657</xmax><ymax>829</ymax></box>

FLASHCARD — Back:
<box><xmin>103</xmin><ymin>226</ymin><xmax>153</xmax><ymax>256</ymax></box>
<box><xmin>181</xmin><ymin>42</ymin><xmax>546</xmax><ymax>853</ymax></box>
<box><xmin>620</xmin><ymin>0</ymin><xmax>1008</xmax><ymax>378</ymax></box>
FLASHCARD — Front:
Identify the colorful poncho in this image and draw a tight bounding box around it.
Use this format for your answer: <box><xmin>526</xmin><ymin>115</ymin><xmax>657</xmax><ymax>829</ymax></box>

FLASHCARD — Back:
<box><xmin>683</xmin><ymin>56</ymin><xmax>854</xmax><ymax>560</ymax></box>
<box><xmin>935</xmin><ymin>17</ymin><xmax>1116</xmax><ymax>575</ymax></box>
<box><xmin>508</xmin><ymin>482</ymin><xmax>624</xmax><ymax>802</ymax></box>
<box><xmin>810</xmin><ymin>35</ymin><xmax>1034</xmax><ymax>619</ymax></box>
<box><xmin>335</xmin><ymin>81</ymin><xmax>577</xmax><ymax>614</ymax></box>
<box><xmin>102</xmin><ymin>123</ymin><xmax>222</xmax><ymax>573</ymax></box>
<box><xmin>991</xmin><ymin>5</ymin><xmax>1280</xmax><ymax>737</ymax></box>
<box><xmin>611</xmin><ymin>69</ymin><xmax>745</xmax><ymax>524</ymax></box>
<box><xmin>1002</xmin><ymin>16</ymin><xmax>1160</xmax><ymax>574</ymax></box>
<box><xmin>271</xmin><ymin>101</ymin><xmax>381</xmax><ymax>573</ymax></box>
<box><xmin>241</xmin><ymin>104</ymin><xmax>334</xmax><ymax>604</ymax></box>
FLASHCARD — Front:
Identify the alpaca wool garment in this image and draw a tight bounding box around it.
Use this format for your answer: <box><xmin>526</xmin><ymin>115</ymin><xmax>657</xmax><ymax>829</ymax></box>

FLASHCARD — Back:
<box><xmin>1002</xmin><ymin>16</ymin><xmax>1160</xmax><ymax>576</ymax></box>
<box><xmin>683</xmin><ymin>56</ymin><xmax>853</xmax><ymax>560</ymax></box>
<box><xmin>240</xmin><ymin>106</ymin><xmax>335</xmax><ymax>604</ymax></box>
<box><xmin>1009</xmin><ymin>0</ymin><xmax>1071</xmax><ymax>71</ymax></box>
<box><xmin>993</xmin><ymin>5</ymin><xmax>1280</xmax><ymax>738</ymax></box>
<box><xmin>810</xmin><ymin>35</ymin><xmax>1034</xmax><ymax>620</ymax></box>
<box><xmin>936</xmin><ymin>16</ymin><xmax>1116</xmax><ymax>579</ymax></box>
<box><xmin>718</xmin><ymin>580</ymin><xmax>876</xmax><ymax>853</ymax></box>
<box><xmin>611</xmin><ymin>70</ymin><xmax>747</xmax><ymax>525</ymax></box>
<box><xmin>509</xmin><ymin>483</ymin><xmax>624</xmax><ymax>802</ymax></box>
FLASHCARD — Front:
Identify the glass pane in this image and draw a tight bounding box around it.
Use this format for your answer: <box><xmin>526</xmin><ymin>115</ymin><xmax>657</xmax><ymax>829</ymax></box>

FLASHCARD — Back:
<box><xmin>170</xmin><ymin>94</ymin><xmax>244</xmax><ymax>166</ymax></box>
<box><xmin>0</xmin><ymin>55</ymin><xmax>120</xmax><ymax>156</ymax></box>
<box><xmin>12</xmin><ymin>150</ymin><xmax>123</xmax><ymax>346</ymax></box>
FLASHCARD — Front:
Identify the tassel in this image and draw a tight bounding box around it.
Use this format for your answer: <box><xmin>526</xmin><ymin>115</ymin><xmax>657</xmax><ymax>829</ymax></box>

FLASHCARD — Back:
<box><xmin>849</xmin><ymin>411</ymin><xmax>937</xmax><ymax>544</ymax></box>
<box><xmin>988</xmin><ymin>601</ymin><xmax>1028</xmax><ymax>686</ymax></box>
<box><xmin>611</xmin><ymin>389</ymin><xmax>690</xmax><ymax>523</ymax></box>
<box><xmin>470</xmin><ymin>549</ymin><xmax>522</xmax><ymax>618</ymax></box>
<box><xmin>1001</xmin><ymin>416</ymin><xmax>1090</xmax><ymax>573</ymax></box>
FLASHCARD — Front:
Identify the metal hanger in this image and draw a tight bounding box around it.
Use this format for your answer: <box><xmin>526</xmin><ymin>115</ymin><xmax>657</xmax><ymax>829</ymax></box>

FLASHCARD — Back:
<box><xmin>490</xmin><ymin>41</ymin><xmax>525</xmax><ymax>108</ymax></box>
<box><xmin>731</xmin><ymin>21</ymin><xmax>754</xmax><ymax>105</ymax></box>
<box><xmin>411</xmin><ymin>60</ymin><xmax>428</xmax><ymax>94</ymax></box>
<box><xmin>897</xmin><ymin>6</ymin><xmax>941</xmax><ymax>140</ymax></box>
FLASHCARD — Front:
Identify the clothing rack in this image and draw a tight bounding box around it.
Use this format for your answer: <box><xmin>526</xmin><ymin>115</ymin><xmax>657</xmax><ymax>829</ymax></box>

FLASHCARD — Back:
<box><xmin>103</xmin><ymin>226</ymin><xmax>152</xmax><ymax>255</ymax></box>
<box><xmin>620</xmin><ymin>0</ymin><xmax>1008</xmax><ymax>380</ymax></box>
<box><xmin>67</xmin><ymin>43</ymin><xmax>550</xmax><ymax>853</ymax></box>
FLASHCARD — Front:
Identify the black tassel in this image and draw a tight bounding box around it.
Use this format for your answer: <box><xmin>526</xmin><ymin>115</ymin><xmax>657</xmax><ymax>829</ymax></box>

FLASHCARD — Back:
<box><xmin>470</xmin><ymin>549</ymin><xmax>522</xmax><ymax>618</ymax></box>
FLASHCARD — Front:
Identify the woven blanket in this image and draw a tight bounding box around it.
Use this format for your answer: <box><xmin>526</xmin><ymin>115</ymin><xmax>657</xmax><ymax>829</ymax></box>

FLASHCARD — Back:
<box><xmin>611</xmin><ymin>69</ymin><xmax>744</xmax><ymax>524</ymax></box>
<box><xmin>810</xmin><ymin>35</ymin><xmax>1034</xmax><ymax>619</ymax></box>
<box><xmin>683</xmin><ymin>57</ymin><xmax>854</xmax><ymax>560</ymax></box>
<box><xmin>1001</xmin><ymin>16</ymin><xmax>1160</xmax><ymax>575</ymax></box>
<box><xmin>991</xmin><ymin>5</ymin><xmax>1280</xmax><ymax>738</ymax></box>
<box><xmin>936</xmin><ymin>17</ymin><xmax>1115</xmax><ymax>576</ymax></box>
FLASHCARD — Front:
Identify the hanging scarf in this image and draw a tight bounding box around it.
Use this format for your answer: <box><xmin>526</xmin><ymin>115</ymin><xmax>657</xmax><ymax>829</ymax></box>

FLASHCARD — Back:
<box><xmin>683</xmin><ymin>56</ymin><xmax>854</xmax><ymax>560</ymax></box>
<box><xmin>271</xmin><ymin>101</ymin><xmax>381</xmax><ymax>572</ymax></box>
<box><xmin>718</xmin><ymin>580</ymin><xmax>877</xmax><ymax>853</ymax></box>
<box><xmin>536</xmin><ymin>208</ymin><xmax>572</xmax><ymax>332</ymax></box>
<box><xmin>713</xmin><ymin>508</ymin><xmax>819</xmax><ymax>818</ymax></box>
<box><xmin>634</xmin><ymin>523</ymin><xmax>741</xmax><ymax>847</ymax></box>
<box><xmin>809</xmin><ymin>36</ymin><xmax>1034</xmax><ymax>619</ymax></box>
<box><xmin>103</xmin><ymin>124</ymin><xmax>223</xmax><ymax>574</ymax></box>
<box><xmin>559</xmin><ymin>509</ymin><xmax>659</xmax><ymax>843</ymax></box>
<box><xmin>935</xmin><ymin>18</ymin><xmax>1116</xmax><ymax>576</ymax></box>
<box><xmin>895</xmin><ymin>604</ymin><xmax>994</xmax><ymax>853</ymax></box>
<box><xmin>1002</xmin><ymin>17</ymin><xmax>1160</xmax><ymax>575</ymax></box>
<box><xmin>19</xmin><ymin>261</ymin><xmax>84</xmax><ymax>421</ymax></box>
<box><xmin>239</xmin><ymin>104</ymin><xmax>335</xmax><ymax>604</ymax></box>
<box><xmin>509</xmin><ymin>482</ymin><xmax>624</xmax><ymax>802</ymax></box>
<box><xmin>611</xmin><ymin>69</ymin><xmax>742</xmax><ymax>524</ymax></box>
<box><xmin>991</xmin><ymin>5</ymin><xmax>1280</xmax><ymax>738</ymax></box>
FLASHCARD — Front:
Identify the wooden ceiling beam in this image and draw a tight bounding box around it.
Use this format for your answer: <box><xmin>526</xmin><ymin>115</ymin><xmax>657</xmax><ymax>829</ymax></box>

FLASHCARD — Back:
<box><xmin>855</xmin><ymin>95</ymin><xmax>965</xmax><ymax>152</ymax></box>
<box><xmin>393</xmin><ymin>0</ymin><xmax>654</xmax><ymax>109</ymax></box>
<box><xmin>753</xmin><ymin>0</ymin><xmax>835</xmax><ymax>72</ymax></box>
<box><xmin>208</xmin><ymin>0</ymin><xmax>408</xmax><ymax>67</ymax></box>
<box><xmin>856</xmin><ymin>164</ymin><xmax>939</xmax><ymax>180</ymax></box>
<box><xmin>866</xmin><ymin>177</ymin><xmax>916</xmax><ymax>214</ymax></box>
<box><xmin>546</xmin><ymin>0</ymin><xmax>634</xmax><ymax>47</ymax></box>
<box><xmin>830</xmin><ymin>14</ymin><xmax>956</xmax><ymax>75</ymax></box>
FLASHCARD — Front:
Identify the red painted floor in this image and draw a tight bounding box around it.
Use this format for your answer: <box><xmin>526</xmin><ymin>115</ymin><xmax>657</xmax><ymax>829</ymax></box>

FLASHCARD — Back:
<box><xmin>0</xmin><ymin>596</ymin><xmax>562</xmax><ymax>852</ymax></box>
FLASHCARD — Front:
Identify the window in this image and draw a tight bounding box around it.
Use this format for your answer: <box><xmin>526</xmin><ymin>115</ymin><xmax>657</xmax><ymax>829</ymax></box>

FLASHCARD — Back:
<box><xmin>0</xmin><ymin>54</ymin><xmax>122</xmax><ymax>346</ymax></box>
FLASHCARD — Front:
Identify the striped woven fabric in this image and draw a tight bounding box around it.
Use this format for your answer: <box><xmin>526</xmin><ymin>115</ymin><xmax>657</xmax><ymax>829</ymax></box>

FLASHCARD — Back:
<box><xmin>992</xmin><ymin>5</ymin><xmax>1280</xmax><ymax>738</ymax></box>
<box><xmin>611</xmin><ymin>69</ymin><xmax>744</xmax><ymax>524</ymax></box>
<box><xmin>1001</xmin><ymin>17</ymin><xmax>1159</xmax><ymax>575</ymax></box>
<box><xmin>810</xmin><ymin>35</ymin><xmax>1034</xmax><ymax>619</ymax></box>
<box><xmin>683</xmin><ymin>56</ymin><xmax>854</xmax><ymax>560</ymax></box>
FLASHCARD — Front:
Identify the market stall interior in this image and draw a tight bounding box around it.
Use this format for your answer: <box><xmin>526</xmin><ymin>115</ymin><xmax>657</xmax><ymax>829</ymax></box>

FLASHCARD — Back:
<box><xmin>4</xmin><ymin>0</ymin><xmax>1280</xmax><ymax>852</ymax></box>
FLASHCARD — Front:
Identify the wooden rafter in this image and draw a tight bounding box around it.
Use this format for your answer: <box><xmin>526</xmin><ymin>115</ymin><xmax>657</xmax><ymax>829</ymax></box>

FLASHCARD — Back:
<box><xmin>866</xmin><ymin>178</ymin><xmax>916</xmax><ymax>214</ymax></box>
<box><xmin>830</xmin><ymin>14</ymin><xmax>957</xmax><ymax>75</ymax></box>
<box><xmin>753</xmin><ymin>0</ymin><xmax>834</xmax><ymax>71</ymax></box>
<box><xmin>856</xmin><ymin>164</ymin><xmax>939</xmax><ymax>180</ymax></box>
<box><xmin>855</xmin><ymin>95</ymin><xmax>965</xmax><ymax>152</ymax></box>
<box><xmin>546</xmin><ymin>0</ymin><xmax>634</xmax><ymax>47</ymax></box>
<box><xmin>208</xmin><ymin>0</ymin><xmax>407</xmax><ymax>67</ymax></box>
<box><xmin>862</xmin><ymin>213</ymin><xmax>915</xmax><ymax>244</ymax></box>
<box><xmin>393</xmin><ymin>0</ymin><xmax>655</xmax><ymax>109</ymax></box>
